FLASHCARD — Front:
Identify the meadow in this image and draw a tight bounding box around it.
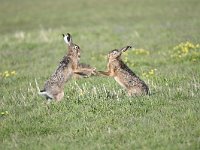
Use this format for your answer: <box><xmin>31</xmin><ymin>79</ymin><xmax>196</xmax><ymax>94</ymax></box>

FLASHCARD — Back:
<box><xmin>0</xmin><ymin>0</ymin><xmax>200</xmax><ymax>149</ymax></box>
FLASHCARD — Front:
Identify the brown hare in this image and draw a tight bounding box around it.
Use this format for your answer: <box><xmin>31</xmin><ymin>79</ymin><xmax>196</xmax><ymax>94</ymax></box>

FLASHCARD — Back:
<box><xmin>37</xmin><ymin>33</ymin><xmax>84</xmax><ymax>102</ymax></box>
<box><xmin>99</xmin><ymin>46</ymin><xmax>149</xmax><ymax>96</ymax></box>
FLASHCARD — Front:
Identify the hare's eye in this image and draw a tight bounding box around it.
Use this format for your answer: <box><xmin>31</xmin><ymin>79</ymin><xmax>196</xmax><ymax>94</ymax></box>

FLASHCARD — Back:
<box><xmin>74</xmin><ymin>46</ymin><xmax>79</xmax><ymax>49</ymax></box>
<box><xmin>113</xmin><ymin>51</ymin><xmax>117</xmax><ymax>54</ymax></box>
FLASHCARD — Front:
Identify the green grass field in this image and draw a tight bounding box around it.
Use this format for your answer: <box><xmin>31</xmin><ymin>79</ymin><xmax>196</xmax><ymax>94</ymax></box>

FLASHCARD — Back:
<box><xmin>0</xmin><ymin>0</ymin><xmax>200</xmax><ymax>149</ymax></box>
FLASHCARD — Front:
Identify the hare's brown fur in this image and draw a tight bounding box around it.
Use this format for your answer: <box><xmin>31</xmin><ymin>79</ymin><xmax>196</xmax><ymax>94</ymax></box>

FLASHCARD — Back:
<box><xmin>39</xmin><ymin>33</ymin><xmax>82</xmax><ymax>101</ymax></box>
<box><xmin>73</xmin><ymin>63</ymin><xmax>97</xmax><ymax>79</ymax></box>
<box><xmin>99</xmin><ymin>46</ymin><xmax>149</xmax><ymax>96</ymax></box>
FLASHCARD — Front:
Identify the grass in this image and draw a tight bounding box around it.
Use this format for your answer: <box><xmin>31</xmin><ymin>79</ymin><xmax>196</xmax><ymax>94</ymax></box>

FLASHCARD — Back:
<box><xmin>0</xmin><ymin>0</ymin><xmax>200</xmax><ymax>149</ymax></box>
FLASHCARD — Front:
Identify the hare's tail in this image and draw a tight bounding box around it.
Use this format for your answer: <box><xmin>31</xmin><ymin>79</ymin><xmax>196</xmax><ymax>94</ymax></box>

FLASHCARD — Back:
<box><xmin>34</xmin><ymin>78</ymin><xmax>47</xmax><ymax>96</ymax></box>
<box><xmin>34</xmin><ymin>79</ymin><xmax>53</xmax><ymax>100</ymax></box>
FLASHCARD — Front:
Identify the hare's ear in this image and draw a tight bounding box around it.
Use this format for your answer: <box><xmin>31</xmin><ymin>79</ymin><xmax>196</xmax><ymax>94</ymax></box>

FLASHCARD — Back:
<box><xmin>63</xmin><ymin>33</ymin><xmax>73</xmax><ymax>46</ymax></box>
<box><xmin>120</xmin><ymin>46</ymin><xmax>132</xmax><ymax>52</ymax></box>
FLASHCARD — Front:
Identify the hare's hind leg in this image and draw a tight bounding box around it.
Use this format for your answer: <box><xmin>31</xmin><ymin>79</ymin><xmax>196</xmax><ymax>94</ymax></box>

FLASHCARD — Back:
<box><xmin>127</xmin><ymin>88</ymin><xmax>139</xmax><ymax>97</ymax></box>
<box><xmin>128</xmin><ymin>88</ymin><xmax>146</xmax><ymax>97</ymax></box>
<box><xmin>55</xmin><ymin>91</ymin><xmax>64</xmax><ymax>102</ymax></box>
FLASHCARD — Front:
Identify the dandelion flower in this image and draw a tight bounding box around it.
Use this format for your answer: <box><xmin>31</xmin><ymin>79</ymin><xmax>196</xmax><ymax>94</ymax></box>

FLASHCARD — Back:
<box><xmin>149</xmin><ymin>69</ymin><xmax>154</xmax><ymax>75</ymax></box>
<box><xmin>11</xmin><ymin>71</ymin><xmax>16</xmax><ymax>75</ymax></box>
<box><xmin>5</xmin><ymin>73</ymin><xmax>10</xmax><ymax>77</ymax></box>
<box><xmin>1</xmin><ymin>111</ymin><xmax>8</xmax><ymax>116</ymax></box>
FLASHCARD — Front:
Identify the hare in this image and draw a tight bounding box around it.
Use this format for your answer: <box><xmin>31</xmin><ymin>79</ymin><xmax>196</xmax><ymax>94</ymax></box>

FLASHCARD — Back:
<box><xmin>99</xmin><ymin>46</ymin><xmax>149</xmax><ymax>96</ymax></box>
<box><xmin>73</xmin><ymin>63</ymin><xmax>97</xmax><ymax>79</ymax></box>
<box><xmin>37</xmin><ymin>33</ymin><xmax>83</xmax><ymax>102</ymax></box>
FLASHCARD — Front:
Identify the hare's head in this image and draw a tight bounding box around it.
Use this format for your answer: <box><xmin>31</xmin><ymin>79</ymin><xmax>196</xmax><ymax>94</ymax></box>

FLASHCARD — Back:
<box><xmin>63</xmin><ymin>33</ymin><xmax>81</xmax><ymax>59</ymax></box>
<box><xmin>108</xmin><ymin>46</ymin><xmax>132</xmax><ymax>60</ymax></box>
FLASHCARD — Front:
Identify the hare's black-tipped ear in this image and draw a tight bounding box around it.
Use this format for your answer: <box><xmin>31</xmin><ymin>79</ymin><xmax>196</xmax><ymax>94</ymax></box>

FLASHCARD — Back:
<box><xmin>120</xmin><ymin>46</ymin><xmax>132</xmax><ymax>52</ymax></box>
<box><xmin>63</xmin><ymin>33</ymin><xmax>73</xmax><ymax>45</ymax></box>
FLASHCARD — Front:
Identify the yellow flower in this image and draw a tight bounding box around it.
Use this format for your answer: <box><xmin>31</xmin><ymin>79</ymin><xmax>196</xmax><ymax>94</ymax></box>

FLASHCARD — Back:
<box><xmin>149</xmin><ymin>69</ymin><xmax>154</xmax><ymax>75</ymax></box>
<box><xmin>5</xmin><ymin>73</ymin><xmax>10</xmax><ymax>77</ymax></box>
<box><xmin>11</xmin><ymin>71</ymin><xmax>16</xmax><ymax>75</ymax></box>
<box><xmin>1</xmin><ymin>111</ymin><xmax>8</xmax><ymax>115</ymax></box>
<box><xmin>172</xmin><ymin>41</ymin><xmax>200</xmax><ymax>61</ymax></box>
<box><xmin>130</xmin><ymin>48</ymin><xmax>150</xmax><ymax>55</ymax></box>
<box><xmin>142</xmin><ymin>69</ymin><xmax>157</xmax><ymax>78</ymax></box>
<box><xmin>182</xmin><ymin>47</ymin><xmax>188</xmax><ymax>53</ymax></box>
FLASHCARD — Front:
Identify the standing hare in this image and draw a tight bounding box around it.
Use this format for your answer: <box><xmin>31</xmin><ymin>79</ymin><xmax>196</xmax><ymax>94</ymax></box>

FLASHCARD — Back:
<box><xmin>37</xmin><ymin>33</ymin><xmax>84</xmax><ymax>102</ymax></box>
<box><xmin>99</xmin><ymin>46</ymin><xmax>149</xmax><ymax>96</ymax></box>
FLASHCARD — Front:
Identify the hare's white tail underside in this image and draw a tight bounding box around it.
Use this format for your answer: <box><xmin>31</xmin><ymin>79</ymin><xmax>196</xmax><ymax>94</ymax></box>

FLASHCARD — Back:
<box><xmin>35</xmin><ymin>78</ymin><xmax>53</xmax><ymax>101</ymax></box>
<box><xmin>35</xmin><ymin>78</ymin><xmax>47</xmax><ymax>96</ymax></box>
